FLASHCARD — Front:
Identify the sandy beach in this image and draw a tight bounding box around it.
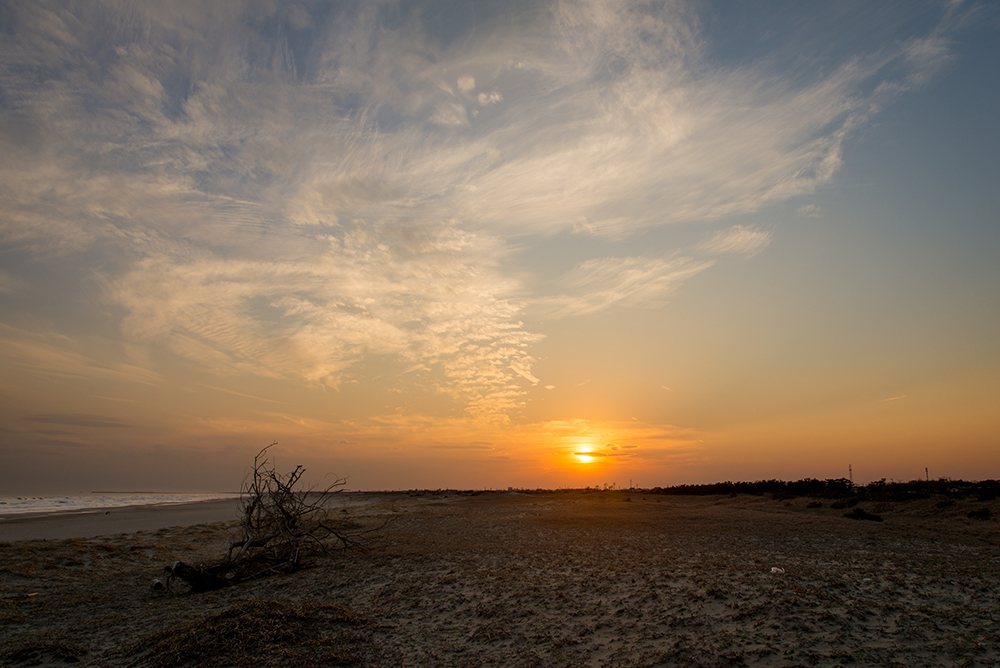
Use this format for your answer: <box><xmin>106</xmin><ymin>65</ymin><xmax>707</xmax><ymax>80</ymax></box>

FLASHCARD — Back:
<box><xmin>0</xmin><ymin>499</ymin><xmax>243</xmax><ymax>543</ymax></box>
<box><xmin>1</xmin><ymin>490</ymin><xmax>998</xmax><ymax>667</ymax></box>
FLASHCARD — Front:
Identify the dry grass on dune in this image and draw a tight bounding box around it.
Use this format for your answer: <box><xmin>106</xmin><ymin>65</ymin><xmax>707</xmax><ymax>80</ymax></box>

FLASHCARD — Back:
<box><xmin>126</xmin><ymin>599</ymin><xmax>369</xmax><ymax>668</ymax></box>
<box><xmin>1</xmin><ymin>491</ymin><xmax>999</xmax><ymax>668</ymax></box>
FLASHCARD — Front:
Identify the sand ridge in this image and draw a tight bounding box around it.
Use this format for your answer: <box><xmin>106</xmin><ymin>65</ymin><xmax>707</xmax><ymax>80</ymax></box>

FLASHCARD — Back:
<box><xmin>1</xmin><ymin>491</ymin><xmax>998</xmax><ymax>667</ymax></box>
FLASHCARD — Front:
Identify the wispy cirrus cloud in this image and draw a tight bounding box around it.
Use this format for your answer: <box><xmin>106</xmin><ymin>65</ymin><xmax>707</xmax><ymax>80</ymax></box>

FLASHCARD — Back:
<box><xmin>699</xmin><ymin>225</ymin><xmax>774</xmax><ymax>256</ymax></box>
<box><xmin>23</xmin><ymin>414</ymin><xmax>133</xmax><ymax>428</ymax></box>
<box><xmin>0</xmin><ymin>325</ymin><xmax>162</xmax><ymax>386</ymax></box>
<box><xmin>425</xmin><ymin>443</ymin><xmax>496</xmax><ymax>451</ymax></box>
<box><xmin>538</xmin><ymin>255</ymin><xmax>714</xmax><ymax>317</ymax></box>
<box><xmin>111</xmin><ymin>221</ymin><xmax>541</xmax><ymax>420</ymax></box>
<box><xmin>0</xmin><ymin>0</ymin><xmax>961</xmax><ymax>424</ymax></box>
<box><xmin>796</xmin><ymin>204</ymin><xmax>824</xmax><ymax>218</ymax></box>
<box><xmin>1</xmin><ymin>0</ymin><xmax>957</xmax><ymax>244</ymax></box>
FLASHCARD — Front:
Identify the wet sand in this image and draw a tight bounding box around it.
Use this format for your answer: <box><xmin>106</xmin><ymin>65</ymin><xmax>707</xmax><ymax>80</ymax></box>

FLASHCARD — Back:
<box><xmin>1</xmin><ymin>490</ymin><xmax>998</xmax><ymax>667</ymax></box>
<box><xmin>0</xmin><ymin>498</ymin><xmax>242</xmax><ymax>542</ymax></box>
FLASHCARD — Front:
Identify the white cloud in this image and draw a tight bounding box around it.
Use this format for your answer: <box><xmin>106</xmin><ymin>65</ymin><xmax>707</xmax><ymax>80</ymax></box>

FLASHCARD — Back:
<box><xmin>699</xmin><ymin>225</ymin><xmax>774</xmax><ymax>256</ymax></box>
<box><xmin>111</xmin><ymin>222</ymin><xmax>542</xmax><ymax>421</ymax></box>
<box><xmin>477</xmin><ymin>91</ymin><xmax>502</xmax><ymax>105</ymax></box>
<box><xmin>796</xmin><ymin>204</ymin><xmax>824</xmax><ymax>218</ymax></box>
<box><xmin>539</xmin><ymin>256</ymin><xmax>714</xmax><ymax>317</ymax></box>
<box><xmin>0</xmin><ymin>3</ymin><xmax>954</xmax><ymax>248</ymax></box>
<box><xmin>0</xmin><ymin>0</ymin><xmax>960</xmax><ymax>421</ymax></box>
<box><xmin>431</xmin><ymin>100</ymin><xmax>470</xmax><ymax>126</ymax></box>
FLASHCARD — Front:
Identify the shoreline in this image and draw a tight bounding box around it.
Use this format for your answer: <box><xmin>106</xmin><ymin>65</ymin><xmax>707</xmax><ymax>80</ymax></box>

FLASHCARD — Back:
<box><xmin>0</xmin><ymin>491</ymin><xmax>399</xmax><ymax>542</ymax></box>
<box><xmin>0</xmin><ymin>492</ymin><xmax>239</xmax><ymax>518</ymax></box>
<box><xmin>3</xmin><ymin>486</ymin><xmax>997</xmax><ymax>544</ymax></box>
<box><xmin>0</xmin><ymin>497</ymin><xmax>243</xmax><ymax>542</ymax></box>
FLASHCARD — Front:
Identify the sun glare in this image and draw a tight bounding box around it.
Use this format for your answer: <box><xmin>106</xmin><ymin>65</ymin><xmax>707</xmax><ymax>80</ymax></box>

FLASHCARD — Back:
<box><xmin>576</xmin><ymin>452</ymin><xmax>595</xmax><ymax>464</ymax></box>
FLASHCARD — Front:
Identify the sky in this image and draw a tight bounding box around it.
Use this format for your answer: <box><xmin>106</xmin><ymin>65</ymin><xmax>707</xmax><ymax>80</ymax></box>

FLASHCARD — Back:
<box><xmin>1</xmin><ymin>0</ymin><xmax>998</xmax><ymax>494</ymax></box>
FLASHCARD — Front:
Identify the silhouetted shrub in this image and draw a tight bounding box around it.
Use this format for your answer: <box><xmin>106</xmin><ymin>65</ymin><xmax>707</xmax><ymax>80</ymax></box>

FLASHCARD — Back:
<box><xmin>967</xmin><ymin>508</ymin><xmax>992</xmax><ymax>520</ymax></box>
<box><xmin>844</xmin><ymin>508</ymin><xmax>882</xmax><ymax>522</ymax></box>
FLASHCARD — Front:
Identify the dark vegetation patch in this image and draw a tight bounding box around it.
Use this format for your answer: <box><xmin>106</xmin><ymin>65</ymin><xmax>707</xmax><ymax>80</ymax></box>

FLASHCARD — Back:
<box><xmin>844</xmin><ymin>508</ymin><xmax>883</xmax><ymax>522</ymax></box>
<box><xmin>124</xmin><ymin>600</ymin><xmax>372</xmax><ymax>668</ymax></box>
<box><xmin>967</xmin><ymin>508</ymin><xmax>993</xmax><ymax>521</ymax></box>
<box><xmin>806</xmin><ymin>501</ymin><xmax>823</xmax><ymax>508</ymax></box>
<box><xmin>648</xmin><ymin>478</ymin><xmax>1000</xmax><ymax>503</ymax></box>
<box><xmin>5</xmin><ymin>641</ymin><xmax>87</xmax><ymax>666</ymax></box>
<box><xmin>650</xmin><ymin>478</ymin><xmax>857</xmax><ymax>498</ymax></box>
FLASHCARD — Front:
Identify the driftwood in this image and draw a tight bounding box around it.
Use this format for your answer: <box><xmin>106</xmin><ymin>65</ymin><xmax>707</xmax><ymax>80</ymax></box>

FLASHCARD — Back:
<box><xmin>163</xmin><ymin>443</ymin><xmax>378</xmax><ymax>593</ymax></box>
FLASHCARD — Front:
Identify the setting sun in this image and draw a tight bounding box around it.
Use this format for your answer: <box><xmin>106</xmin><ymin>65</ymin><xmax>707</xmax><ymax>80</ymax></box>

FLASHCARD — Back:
<box><xmin>576</xmin><ymin>453</ymin><xmax>595</xmax><ymax>464</ymax></box>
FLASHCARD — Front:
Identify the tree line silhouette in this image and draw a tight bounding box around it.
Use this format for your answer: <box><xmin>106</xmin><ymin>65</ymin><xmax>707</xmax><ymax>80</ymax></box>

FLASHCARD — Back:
<box><xmin>648</xmin><ymin>477</ymin><xmax>1000</xmax><ymax>501</ymax></box>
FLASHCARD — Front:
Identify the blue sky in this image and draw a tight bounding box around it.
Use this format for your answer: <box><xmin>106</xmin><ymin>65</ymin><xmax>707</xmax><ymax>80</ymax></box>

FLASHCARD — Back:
<box><xmin>0</xmin><ymin>0</ymin><xmax>997</xmax><ymax>493</ymax></box>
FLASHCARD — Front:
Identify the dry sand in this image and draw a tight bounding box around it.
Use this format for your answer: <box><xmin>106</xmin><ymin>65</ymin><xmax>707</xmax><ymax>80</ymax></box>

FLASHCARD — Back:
<box><xmin>1</xmin><ymin>490</ymin><xmax>998</xmax><ymax>667</ymax></box>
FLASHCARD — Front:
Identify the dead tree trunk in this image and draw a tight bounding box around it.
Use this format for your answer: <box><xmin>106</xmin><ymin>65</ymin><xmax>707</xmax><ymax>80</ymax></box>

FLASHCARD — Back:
<box><xmin>163</xmin><ymin>443</ymin><xmax>377</xmax><ymax>593</ymax></box>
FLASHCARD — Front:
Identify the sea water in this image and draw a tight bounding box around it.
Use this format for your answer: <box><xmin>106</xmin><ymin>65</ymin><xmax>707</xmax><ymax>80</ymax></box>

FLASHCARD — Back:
<box><xmin>0</xmin><ymin>492</ymin><xmax>239</xmax><ymax>517</ymax></box>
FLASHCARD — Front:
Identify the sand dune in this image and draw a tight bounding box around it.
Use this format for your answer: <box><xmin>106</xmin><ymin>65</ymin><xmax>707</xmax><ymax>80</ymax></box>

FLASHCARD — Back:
<box><xmin>1</xmin><ymin>491</ymin><xmax>997</xmax><ymax>667</ymax></box>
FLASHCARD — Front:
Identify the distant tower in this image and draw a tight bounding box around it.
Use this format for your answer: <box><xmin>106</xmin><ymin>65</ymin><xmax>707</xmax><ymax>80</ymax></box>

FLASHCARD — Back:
<box><xmin>926</xmin><ymin>467</ymin><xmax>929</xmax><ymax>482</ymax></box>
<box><xmin>849</xmin><ymin>465</ymin><xmax>853</xmax><ymax>484</ymax></box>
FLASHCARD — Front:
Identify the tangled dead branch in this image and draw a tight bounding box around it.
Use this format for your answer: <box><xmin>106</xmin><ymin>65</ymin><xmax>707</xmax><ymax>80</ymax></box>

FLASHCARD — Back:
<box><xmin>163</xmin><ymin>443</ymin><xmax>380</xmax><ymax>592</ymax></box>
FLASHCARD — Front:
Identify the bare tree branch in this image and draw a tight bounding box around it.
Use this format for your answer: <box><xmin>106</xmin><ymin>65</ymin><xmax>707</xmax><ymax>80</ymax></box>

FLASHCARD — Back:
<box><xmin>163</xmin><ymin>443</ymin><xmax>382</xmax><ymax>593</ymax></box>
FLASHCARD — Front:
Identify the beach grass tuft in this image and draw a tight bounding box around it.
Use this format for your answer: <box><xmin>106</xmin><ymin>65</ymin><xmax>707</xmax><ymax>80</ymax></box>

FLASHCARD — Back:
<box><xmin>5</xmin><ymin>641</ymin><xmax>88</xmax><ymax>666</ymax></box>
<box><xmin>125</xmin><ymin>600</ymin><xmax>369</xmax><ymax>668</ymax></box>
